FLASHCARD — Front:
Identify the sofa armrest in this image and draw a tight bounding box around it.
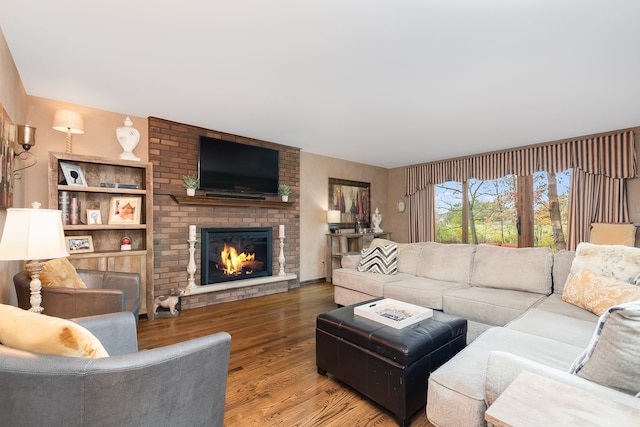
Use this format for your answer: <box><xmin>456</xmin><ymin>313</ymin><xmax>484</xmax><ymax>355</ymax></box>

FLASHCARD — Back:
<box><xmin>484</xmin><ymin>351</ymin><xmax>640</xmax><ymax>409</ymax></box>
<box><xmin>341</xmin><ymin>254</ymin><xmax>361</xmax><ymax>269</ymax></box>
<box><xmin>73</xmin><ymin>311</ymin><xmax>138</xmax><ymax>355</ymax></box>
<box><xmin>41</xmin><ymin>287</ymin><xmax>125</xmax><ymax>319</ymax></box>
<box><xmin>78</xmin><ymin>270</ymin><xmax>141</xmax><ymax>318</ymax></box>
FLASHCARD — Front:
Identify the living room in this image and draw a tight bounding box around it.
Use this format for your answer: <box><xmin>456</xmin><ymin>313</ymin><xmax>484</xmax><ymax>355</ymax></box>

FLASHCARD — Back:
<box><xmin>1</xmin><ymin>2</ymin><xmax>640</xmax><ymax>425</ymax></box>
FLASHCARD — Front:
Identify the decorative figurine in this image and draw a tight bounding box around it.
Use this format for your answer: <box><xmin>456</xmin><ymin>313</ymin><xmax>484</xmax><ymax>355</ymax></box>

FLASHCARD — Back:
<box><xmin>372</xmin><ymin>208</ymin><xmax>383</xmax><ymax>232</ymax></box>
<box><xmin>121</xmin><ymin>236</ymin><xmax>132</xmax><ymax>251</ymax></box>
<box><xmin>116</xmin><ymin>116</ymin><xmax>141</xmax><ymax>161</ymax></box>
<box><xmin>154</xmin><ymin>288</ymin><xmax>187</xmax><ymax>316</ymax></box>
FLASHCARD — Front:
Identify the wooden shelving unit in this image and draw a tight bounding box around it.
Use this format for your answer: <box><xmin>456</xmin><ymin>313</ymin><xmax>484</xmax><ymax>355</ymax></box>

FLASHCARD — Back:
<box><xmin>48</xmin><ymin>152</ymin><xmax>155</xmax><ymax>319</ymax></box>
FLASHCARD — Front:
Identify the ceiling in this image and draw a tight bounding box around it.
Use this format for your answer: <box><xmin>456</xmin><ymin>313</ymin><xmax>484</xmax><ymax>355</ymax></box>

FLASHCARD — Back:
<box><xmin>1</xmin><ymin>1</ymin><xmax>639</xmax><ymax>168</ymax></box>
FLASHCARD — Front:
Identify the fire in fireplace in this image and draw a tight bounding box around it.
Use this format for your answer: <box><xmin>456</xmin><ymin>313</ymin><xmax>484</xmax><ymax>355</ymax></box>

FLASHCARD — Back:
<box><xmin>201</xmin><ymin>227</ymin><xmax>272</xmax><ymax>285</ymax></box>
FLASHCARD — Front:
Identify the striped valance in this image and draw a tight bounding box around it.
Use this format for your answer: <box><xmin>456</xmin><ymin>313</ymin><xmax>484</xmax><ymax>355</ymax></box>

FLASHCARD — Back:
<box><xmin>405</xmin><ymin>130</ymin><xmax>636</xmax><ymax>196</ymax></box>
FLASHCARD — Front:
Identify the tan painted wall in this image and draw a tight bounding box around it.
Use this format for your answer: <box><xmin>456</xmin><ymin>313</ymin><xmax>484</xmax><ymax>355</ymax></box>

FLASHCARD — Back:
<box><xmin>0</xmin><ymin>28</ymin><xmax>27</xmax><ymax>304</ymax></box>
<box><xmin>299</xmin><ymin>152</ymin><xmax>389</xmax><ymax>282</ymax></box>
<box><xmin>23</xmin><ymin>96</ymin><xmax>148</xmax><ymax>207</ymax></box>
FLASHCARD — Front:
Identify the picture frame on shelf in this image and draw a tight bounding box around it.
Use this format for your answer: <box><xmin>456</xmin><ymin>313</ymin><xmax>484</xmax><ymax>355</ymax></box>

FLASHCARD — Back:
<box><xmin>86</xmin><ymin>209</ymin><xmax>102</xmax><ymax>225</ymax></box>
<box><xmin>59</xmin><ymin>161</ymin><xmax>88</xmax><ymax>186</ymax></box>
<box><xmin>108</xmin><ymin>196</ymin><xmax>142</xmax><ymax>225</ymax></box>
<box><xmin>65</xmin><ymin>235</ymin><xmax>94</xmax><ymax>254</ymax></box>
<box><xmin>328</xmin><ymin>178</ymin><xmax>371</xmax><ymax>230</ymax></box>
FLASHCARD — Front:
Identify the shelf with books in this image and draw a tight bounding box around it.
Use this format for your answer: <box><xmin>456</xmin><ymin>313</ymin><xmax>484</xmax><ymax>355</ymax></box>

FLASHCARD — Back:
<box><xmin>48</xmin><ymin>152</ymin><xmax>155</xmax><ymax>319</ymax></box>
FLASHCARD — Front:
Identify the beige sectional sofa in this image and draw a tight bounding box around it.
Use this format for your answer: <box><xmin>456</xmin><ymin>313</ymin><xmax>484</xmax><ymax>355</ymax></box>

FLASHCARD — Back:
<box><xmin>332</xmin><ymin>240</ymin><xmax>640</xmax><ymax>426</ymax></box>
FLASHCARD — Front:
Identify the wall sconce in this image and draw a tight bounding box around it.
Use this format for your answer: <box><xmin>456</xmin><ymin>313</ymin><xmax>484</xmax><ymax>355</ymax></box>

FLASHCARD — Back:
<box><xmin>0</xmin><ymin>202</ymin><xmax>69</xmax><ymax>313</ymax></box>
<box><xmin>13</xmin><ymin>124</ymin><xmax>38</xmax><ymax>177</ymax></box>
<box><xmin>327</xmin><ymin>210</ymin><xmax>341</xmax><ymax>234</ymax></box>
<box><xmin>53</xmin><ymin>109</ymin><xmax>84</xmax><ymax>153</ymax></box>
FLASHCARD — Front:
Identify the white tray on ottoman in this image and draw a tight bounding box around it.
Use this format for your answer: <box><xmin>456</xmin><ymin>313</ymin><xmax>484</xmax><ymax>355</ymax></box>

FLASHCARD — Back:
<box><xmin>355</xmin><ymin>298</ymin><xmax>433</xmax><ymax>329</ymax></box>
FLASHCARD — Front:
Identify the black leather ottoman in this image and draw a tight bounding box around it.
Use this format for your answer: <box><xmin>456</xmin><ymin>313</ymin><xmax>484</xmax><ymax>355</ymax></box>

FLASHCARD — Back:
<box><xmin>316</xmin><ymin>300</ymin><xmax>467</xmax><ymax>427</ymax></box>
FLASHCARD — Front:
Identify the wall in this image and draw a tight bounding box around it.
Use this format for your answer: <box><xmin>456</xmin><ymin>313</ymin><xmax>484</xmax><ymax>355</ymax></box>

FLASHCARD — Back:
<box><xmin>149</xmin><ymin>117</ymin><xmax>300</xmax><ymax>307</ymax></box>
<box><xmin>0</xmin><ymin>28</ymin><xmax>27</xmax><ymax>304</ymax></box>
<box><xmin>299</xmin><ymin>152</ymin><xmax>389</xmax><ymax>282</ymax></box>
<box><xmin>24</xmin><ymin>96</ymin><xmax>148</xmax><ymax>206</ymax></box>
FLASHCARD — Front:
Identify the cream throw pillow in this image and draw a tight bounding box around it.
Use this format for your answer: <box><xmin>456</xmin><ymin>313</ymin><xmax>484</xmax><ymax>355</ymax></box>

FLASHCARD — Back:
<box><xmin>0</xmin><ymin>304</ymin><xmax>108</xmax><ymax>358</ymax></box>
<box><xmin>40</xmin><ymin>257</ymin><xmax>86</xmax><ymax>288</ymax></box>
<box><xmin>562</xmin><ymin>269</ymin><xmax>640</xmax><ymax>315</ymax></box>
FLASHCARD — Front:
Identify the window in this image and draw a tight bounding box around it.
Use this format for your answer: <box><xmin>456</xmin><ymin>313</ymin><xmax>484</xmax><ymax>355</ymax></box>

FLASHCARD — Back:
<box><xmin>435</xmin><ymin>169</ymin><xmax>570</xmax><ymax>251</ymax></box>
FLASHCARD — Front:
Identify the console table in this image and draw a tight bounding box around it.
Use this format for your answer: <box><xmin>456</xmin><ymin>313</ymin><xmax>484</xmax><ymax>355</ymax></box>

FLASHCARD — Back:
<box><xmin>325</xmin><ymin>232</ymin><xmax>391</xmax><ymax>283</ymax></box>
<box><xmin>485</xmin><ymin>371</ymin><xmax>640</xmax><ymax>426</ymax></box>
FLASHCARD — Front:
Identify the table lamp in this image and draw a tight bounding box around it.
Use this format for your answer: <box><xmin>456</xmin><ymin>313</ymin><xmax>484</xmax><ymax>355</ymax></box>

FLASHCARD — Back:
<box><xmin>0</xmin><ymin>202</ymin><xmax>69</xmax><ymax>313</ymax></box>
<box><xmin>53</xmin><ymin>109</ymin><xmax>84</xmax><ymax>153</ymax></box>
<box><xmin>327</xmin><ymin>210</ymin><xmax>341</xmax><ymax>234</ymax></box>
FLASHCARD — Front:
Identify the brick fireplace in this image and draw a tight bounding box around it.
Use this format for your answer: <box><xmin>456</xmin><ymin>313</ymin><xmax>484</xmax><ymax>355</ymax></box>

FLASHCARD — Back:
<box><xmin>149</xmin><ymin>117</ymin><xmax>300</xmax><ymax>309</ymax></box>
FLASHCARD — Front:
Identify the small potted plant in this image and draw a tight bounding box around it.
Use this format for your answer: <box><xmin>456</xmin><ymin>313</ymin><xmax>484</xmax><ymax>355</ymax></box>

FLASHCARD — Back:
<box><xmin>183</xmin><ymin>174</ymin><xmax>199</xmax><ymax>196</ymax></box>
<box><xmin>278</xmin><ymin>184</ymin><xmax>291</xmax><ymax>202</ymax></box>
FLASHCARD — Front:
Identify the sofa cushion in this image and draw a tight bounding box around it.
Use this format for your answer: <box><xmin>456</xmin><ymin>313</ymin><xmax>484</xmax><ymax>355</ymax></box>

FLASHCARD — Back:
<box><xmin>40</xmin><ymin>257</ymin><xmax>86</xmax><ymax>288</ymax></box>
<box><xmin>357</xmin><ymin>244</ymin><xmax>397</xmax><ymax>275</ymax></box>
<box><xmin>570</xmin><ymin>242</ymin><xmax>640</xmax><ymax>284</ymax></box>
<box><xmin>426</xmin><ymin>327</ymin><xmax>584</xmax><ymax>427</ymax></box>
<box><xmin>552</xmin><ymin>250</ymin><xmax>575</xmax><ymax>294</ymax></box>
<box><xmin>443</xmin><ymin>287</ymin><xmax>546</xmax><ymax>327</ymax></box>
<box><xmin>533</xmin><ymin>294</ymin><xmax>600</xmax><ymax>322</ymax></box>
<box><xmin>416</xmin><ymin>243</ymin><xmax>476</xmax><ymax>283</ymax></box>
<box><xmin>562</xmin><ymin>269</ymin><xmax>640</xmax><ymax>315</ymax></box>
<box><xmin>506</xmin><ymin>308</ymin><xmax>596</xmax><ymax>348</ymax></box>
<box><xmin>470</xmin><ymin>245</ymin><xmax>553</xmax><ymax>294</ymax></box>
<box><xmin>332</xmin><ymin>268</ymin><xmax>411</xmax><ymax>297</ymax></box>
<box><xmin>384</xmin><ymin>277</ymin><xmax>470</xmax><ymax>310</ymax></box>
<box><xmin>570</xmin><ymin>301</ymin><xmax>640</xmax><ymax>395</ymax></box>
<box><xmin>0</xmin><ymin>303</ymin><xmax>108</xmax><ymax>358</ymax></box>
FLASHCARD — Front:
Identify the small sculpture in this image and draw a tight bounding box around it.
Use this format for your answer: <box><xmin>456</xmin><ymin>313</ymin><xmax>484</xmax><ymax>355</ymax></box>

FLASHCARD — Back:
<box><xmin>116</xmin><ymin>116</ymin><xmax>141</xmax><ymax>161</ymax></box>
<box><xmin>372</xmin><ymin>208</ymin><xmax>383</xmax><ymax>232</ymax></box>
<box><xmin>154</xmin><ymin>288</ymin><xmax>186</xmax><ymax>316</ymax></box>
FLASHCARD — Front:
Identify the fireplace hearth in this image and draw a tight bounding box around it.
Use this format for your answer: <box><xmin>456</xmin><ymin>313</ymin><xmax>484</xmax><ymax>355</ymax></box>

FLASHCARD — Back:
<box><xmin>201</xmin><ymin>227</ymin><xmax>273</xmax><ymax>285</ymax></box>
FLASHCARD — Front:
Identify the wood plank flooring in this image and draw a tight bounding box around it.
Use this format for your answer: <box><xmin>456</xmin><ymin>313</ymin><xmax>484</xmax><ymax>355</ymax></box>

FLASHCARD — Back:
<box><xmin>137</xmin><ymin>283</ymin><xmax>435</xmax><ymax>427</ymax></box>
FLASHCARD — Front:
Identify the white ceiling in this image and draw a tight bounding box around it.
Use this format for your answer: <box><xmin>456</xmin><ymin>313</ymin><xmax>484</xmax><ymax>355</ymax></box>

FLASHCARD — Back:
<box><xmin>2</xmin><ymin>1</ymin><xmax>639</xmax><ymax>168</ymax></box>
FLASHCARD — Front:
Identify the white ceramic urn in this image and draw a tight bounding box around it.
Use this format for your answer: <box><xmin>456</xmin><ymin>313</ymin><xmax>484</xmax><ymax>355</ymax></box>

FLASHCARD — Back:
<box><xmin>116</xmin><ymin>116</ymin><xmax>141</xmax><ymax>161</ymax></box>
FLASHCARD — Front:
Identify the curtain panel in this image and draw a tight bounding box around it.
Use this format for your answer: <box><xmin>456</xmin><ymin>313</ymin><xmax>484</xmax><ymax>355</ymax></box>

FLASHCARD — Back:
<box><xmin>405</xmin><ymin>130</ymin><xmax>636</xmax><ymax>195</ymax></box>
<box><xmin>405</xmin><ymin>130</ymin><xmax>636</xmax><ymax>246</ymax></box>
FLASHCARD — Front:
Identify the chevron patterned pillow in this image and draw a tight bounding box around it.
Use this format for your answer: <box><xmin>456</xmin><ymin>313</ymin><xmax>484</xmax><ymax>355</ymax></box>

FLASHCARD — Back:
<box><xmin>357</xmin><ymin>244</ymin><xmax>398</xmax><ymax>275</ymax></box>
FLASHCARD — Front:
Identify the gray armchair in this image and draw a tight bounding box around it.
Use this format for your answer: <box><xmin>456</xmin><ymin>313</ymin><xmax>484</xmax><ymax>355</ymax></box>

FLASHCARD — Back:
<box><xmin>13</xmin><ymin>269</ymin><xmax>140</xmax><ymax>320</ymax></box>
<box><xmin>0</xmin><ymin>311</ymin><xmax>231</xmax><ymax>427</ymax></box>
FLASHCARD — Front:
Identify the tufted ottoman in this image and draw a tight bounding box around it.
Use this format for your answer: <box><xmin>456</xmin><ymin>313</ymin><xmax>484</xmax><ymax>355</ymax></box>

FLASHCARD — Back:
<box><xmin>316</xmin><ymin>300</ymin><xmax>467</xmax><ymax>426</ymax></box>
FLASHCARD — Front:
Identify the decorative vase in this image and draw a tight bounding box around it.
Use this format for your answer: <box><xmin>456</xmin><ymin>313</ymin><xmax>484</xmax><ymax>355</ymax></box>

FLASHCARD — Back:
<box><xmin>116</xmin><ymin>116</ymin><xmax>141</xmax><ymax>161</ymax></box>
<box><xmin>372</xmin><ymin>208</ymin><xmax>383</xmax><ymax>232</ymax></box>
<box><xmin>186</xmin><ymin>188</ymin><xmax>196</xmax><ymax>197</ymax></box>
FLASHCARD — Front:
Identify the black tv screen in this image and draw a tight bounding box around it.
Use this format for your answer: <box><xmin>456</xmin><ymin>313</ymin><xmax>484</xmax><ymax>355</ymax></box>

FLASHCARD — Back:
<box><xmin>198</xmin><ymin>136</ymin><xmax>279</xmax><ymax>195</ymax></box>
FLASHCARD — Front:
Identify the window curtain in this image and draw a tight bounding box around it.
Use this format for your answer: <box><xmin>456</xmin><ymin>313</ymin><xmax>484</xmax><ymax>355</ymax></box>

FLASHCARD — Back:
<box><xmin>408</xmin><ymin>186</ymin><xmax>434</xmax><ymax>242</ymax></box>
<box><xmin>405</xmin><ymin>130</ymin><xmax>636</xmax><ymax>247</ymax></box>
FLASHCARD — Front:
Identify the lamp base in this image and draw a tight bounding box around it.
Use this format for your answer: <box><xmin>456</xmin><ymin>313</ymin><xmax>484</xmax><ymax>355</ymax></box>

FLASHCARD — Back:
<box><xmin>25</xmin><ymin>260</ymin><xmax>45</xmax><ymax>313</ymax></box>
<box><xmin>329</xmin><ymin>224</ymin><xmax>340</xmax><ymax>234</ymax></box>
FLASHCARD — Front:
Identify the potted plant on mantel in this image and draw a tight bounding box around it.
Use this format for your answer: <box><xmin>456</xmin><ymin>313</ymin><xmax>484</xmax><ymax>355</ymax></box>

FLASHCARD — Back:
<box><xmin>183</xmin><ymin>174</ymin><xmax>199</xmax><ymax>196</ymax></box>
<box><xmin>278</xmin><ymin>184</ymin><xmax>291</xmax><ymax>202</ymax></box>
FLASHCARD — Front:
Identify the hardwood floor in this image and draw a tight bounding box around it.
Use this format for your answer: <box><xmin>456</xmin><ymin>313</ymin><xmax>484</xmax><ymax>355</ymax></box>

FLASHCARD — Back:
<box><xmin>137</xmin><ymin>283</ymin><xmax>435</xmax><ymax>427</ymax></box>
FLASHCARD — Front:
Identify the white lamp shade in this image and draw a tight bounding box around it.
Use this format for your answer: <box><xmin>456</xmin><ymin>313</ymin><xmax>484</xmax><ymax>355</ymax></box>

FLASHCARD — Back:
<box><xmin>52</xmin><ymin>110</ymin><xmax>85</xmax><ymax>135</ymax></box>
<box><xmin>0</xmin><ymin>208</ymin><xmax>69</xmax><ymax>261</ymax></box>
<box><xmin>327</xmin><ymin>210</ymin><xmax>341</xmax><ymax>223</ymax></box>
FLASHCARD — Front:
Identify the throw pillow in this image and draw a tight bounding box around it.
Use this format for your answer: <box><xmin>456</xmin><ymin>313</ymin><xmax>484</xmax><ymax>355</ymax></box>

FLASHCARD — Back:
<box><xmin>570</xmin><ymin>301</ymin><xmax>640</xmax><ymax>395</ymax></box>
<box><xmin>569</xmin><ymin>242</ymin><xmax>640</xmax><ymax>284</ymax></box>
<box><xmin>40</xmin><ymin>257</ymin><xmax>86</xmax><ymax>288</ymax></box>
<box><xmin>357</xmin><ymin>244</ymin><xmax>398</xmax><ymax>275</ymax></box>
<box><xmin>0</xmin><ymin>304</ymin><xmax>108</xmax><ymax>358</ymax></box>
<box><xmin>562</xmin><ymin>269</ymin><xmax>640</xmax><ymax>315</ymax></box>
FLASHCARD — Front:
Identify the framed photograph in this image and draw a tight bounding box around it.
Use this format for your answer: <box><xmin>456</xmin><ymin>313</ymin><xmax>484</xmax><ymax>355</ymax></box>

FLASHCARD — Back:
<box><xmin>328</xmin><ymin>178</ymin><xmax>371</xmax><ymax>230</ymax></box>
<box><xmin>108</xmin><ymin>196</ymin><xmax>142</xmax><ymax>225</ymax></box>
<box><xmin>86</xmin><ymin>209</ymin><xmax>102</xmax><ymax>225</ymax></box>
<box><xmin>60</xmin><ymin>161</ymin><xmax>88</xmax><ymax>186</ymax></box>
<box><xmin>65</xmin><ymin>235</ymin><xmax>94</xmax><ymax>254</ymax></box>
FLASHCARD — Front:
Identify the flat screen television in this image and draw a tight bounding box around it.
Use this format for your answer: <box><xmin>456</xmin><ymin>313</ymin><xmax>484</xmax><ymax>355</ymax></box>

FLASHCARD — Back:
<box><xmin>198</xmin><ymin>136</ymin><xmax>280</xmax><ymax>195</ymax></box>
